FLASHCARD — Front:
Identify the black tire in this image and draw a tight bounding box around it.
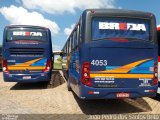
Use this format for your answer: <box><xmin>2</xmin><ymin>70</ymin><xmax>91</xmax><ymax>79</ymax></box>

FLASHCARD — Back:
<box><xmin>67</xmin><ymin>77</ymin><xmax>72</xmax><ymax>91</ymax></box>
<box><xmin>65</xmin><ymin>70</ymin><xmax>69</xmax><ymax>80</ymax></box>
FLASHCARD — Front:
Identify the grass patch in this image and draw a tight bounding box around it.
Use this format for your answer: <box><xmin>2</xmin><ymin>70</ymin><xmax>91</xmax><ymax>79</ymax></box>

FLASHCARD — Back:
<box><xmin>53</xmin><ymin>62</ymin><xmax>62</xmax><ymax>70</ymax></box>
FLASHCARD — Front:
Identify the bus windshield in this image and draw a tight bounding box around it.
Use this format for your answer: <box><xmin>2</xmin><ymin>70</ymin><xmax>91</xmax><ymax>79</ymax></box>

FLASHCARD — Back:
<box><xmin>6</xmin><ymin>28</ymin><xmax>47</xmax><ymax>42</ymax></box>
<box><xmin>92</xmin><ymin>17</ymin><xmax>150</xmax><ymax>41</ymax></box>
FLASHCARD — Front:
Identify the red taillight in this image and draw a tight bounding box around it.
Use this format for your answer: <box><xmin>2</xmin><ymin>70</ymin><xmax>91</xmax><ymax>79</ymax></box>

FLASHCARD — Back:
<box><xmin>111</xmin><ymin>38</ymin><xmax>128</xmax><ymax>42</ymax></box>
<box><xmin>158</xmin><ymin>56</ymin><xmax>160</xmax><ymax>62</ymax></box>
<box><xmin>157</xmin><ymin>27</ymin><xmax>160</xmax><ymax>31</ymax></box>
<box><xmin>3</xmin><ymin>60</ymin><xmax>9</xmax><ymax>73</ymax></box>
<box><xmin>43</xmin><ymin>59</ymin><xmax>52</xmax><ymax>72</ymax></box>
<box><xmin>81</xmin><ymin>62</ymin><xmax>92</xmax><ymax>87</ymax></box>
<box><xmin>152</xmin><ymin>62</ymin><xmax>158</xmax><ymax>85</ymax></box>
<box><xmin>149</xmin><ymin>90</ymin><xmax>155</xmax><ymax>93</ymax></box>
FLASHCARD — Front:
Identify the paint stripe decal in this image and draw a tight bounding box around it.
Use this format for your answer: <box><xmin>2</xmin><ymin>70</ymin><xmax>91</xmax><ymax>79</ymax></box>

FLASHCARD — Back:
<box><xmin>9</xmin><ymin>58</ymin><xmax>42</xmax><ymax>67</ymax></box>
<box><xmin>98</xmin><ymin>58</ymin><xmax>152</xmax><ymax>73</ymax></box>
<box><xmin>8</xmin><ymin>66</ymin><xmax>45</xmax><ymax>70</ymax></box>
<box><xmin>8</xmin><ymin>58</ymin><xmax>46</xmax><ymax>70</ymax></box>
<box><xmin>90</xmin><ymin>74</ymin><xmax>153</xmax><ymax>79</ymax></box>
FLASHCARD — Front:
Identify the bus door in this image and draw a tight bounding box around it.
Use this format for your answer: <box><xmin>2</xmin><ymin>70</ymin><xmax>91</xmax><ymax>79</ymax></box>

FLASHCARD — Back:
<box><xmin>53</xmin><ymin>51</ymin><xmax>62</xmax><ymax>70</ymax></box>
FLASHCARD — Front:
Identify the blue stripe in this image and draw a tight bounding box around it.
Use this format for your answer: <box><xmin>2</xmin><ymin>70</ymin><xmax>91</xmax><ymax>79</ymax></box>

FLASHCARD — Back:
<box><xmin>129</xmin><ymin>60</ymin><xmax>154</xmax><ymax>74</ymax></box>
<box><xmin>31</xmin><ymin>58</ymin><xmax>47</xmax><ymax>66</ymax></box>
<box><xmin>106</xmin><ymin>66</ymin><xmax>119</xmax><ymax>70</ymax></box>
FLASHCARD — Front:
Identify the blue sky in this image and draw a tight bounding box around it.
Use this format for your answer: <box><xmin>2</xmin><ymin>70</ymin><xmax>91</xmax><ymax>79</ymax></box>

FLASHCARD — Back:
<box><xmin>0</xmin><ymin>0</ymin><xmax>160</xmax><ymax>50</ymax></box>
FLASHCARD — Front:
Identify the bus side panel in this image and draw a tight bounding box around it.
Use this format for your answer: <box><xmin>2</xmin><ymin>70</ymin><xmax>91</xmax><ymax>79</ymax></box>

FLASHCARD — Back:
<box><xmin>69</xmin><ymin>51</ymin><xmax>82</xmax><ymax>96</ymax></box>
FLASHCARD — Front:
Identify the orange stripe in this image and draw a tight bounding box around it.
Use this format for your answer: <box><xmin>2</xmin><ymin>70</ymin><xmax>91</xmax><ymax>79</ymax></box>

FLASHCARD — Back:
<box><xmin>99</xmin><ymin>59</ymin><xmax>152</xmax><ymax>73</ymax></box>
<box><xmin>90</xmin><ymin>74</ymin><xmax>153</xmax><ymax>79</ymax></box>
<box><xmin>9</xmin><ymin>58</ymin><xmax>42</xmax><ymax>67</ymax></box>
<box><xmin>8</xmin><ymin>66</ymin><xmax>45</xmax><ymax>70</ymax></box>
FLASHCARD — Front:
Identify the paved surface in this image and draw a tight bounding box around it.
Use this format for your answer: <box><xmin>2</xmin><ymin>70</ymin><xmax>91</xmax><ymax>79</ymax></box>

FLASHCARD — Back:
<box><xmin>0</xmin><ymin>71</ymin><xmax>160</xmax><ymax>116</ymax></box>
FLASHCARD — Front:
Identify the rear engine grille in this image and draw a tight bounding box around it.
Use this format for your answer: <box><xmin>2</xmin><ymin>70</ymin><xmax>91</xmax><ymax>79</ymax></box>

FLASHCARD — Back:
<box><xmin>9</xmin><ymin>48</ymin><xmax>44</xmax><ymax>55</ymax></box>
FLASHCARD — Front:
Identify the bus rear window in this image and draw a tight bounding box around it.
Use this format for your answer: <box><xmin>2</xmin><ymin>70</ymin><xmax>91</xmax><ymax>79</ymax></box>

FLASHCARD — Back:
<box><xmin>92</xmin><ymin>17</ymin><xmax>150</xmax><ymax>41</ymax></box>
<box><xmin>6</xmin><ymin>28</ymin><xmax>47</xmax><ymax>42</ymax></box>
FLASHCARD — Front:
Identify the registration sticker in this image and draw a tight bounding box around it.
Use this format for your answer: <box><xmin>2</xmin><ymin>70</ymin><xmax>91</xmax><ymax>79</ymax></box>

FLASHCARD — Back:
<box><xmin>116</xmin><ymin>93</ymin><xmax>130</xmax><ymax>98</ymax></box>
<box><xmin>23</xmin><ymin>76</ymin><xmax>31</xmax><ymax>80</ymax></box>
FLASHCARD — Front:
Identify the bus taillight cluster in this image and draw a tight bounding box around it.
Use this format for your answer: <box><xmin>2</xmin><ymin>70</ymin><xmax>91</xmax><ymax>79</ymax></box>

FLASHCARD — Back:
<box><xmin>81</xmin><ymin>62</ymin><xmax>92</xmax><ymax>87</ymax></box>
<box><xmin>43</xmin><ymin>59</ymin><xmax>52</xmax><ymax>72</ymax></box>
<box><xmin>2</xmin><ymin>60</ymin><xmax>9</xmax><ymax>74</ymax></box>
<box><xmin>152</xmin><ymin>62</ymin><xmax>158</xmax><ymax>85</ymax></box>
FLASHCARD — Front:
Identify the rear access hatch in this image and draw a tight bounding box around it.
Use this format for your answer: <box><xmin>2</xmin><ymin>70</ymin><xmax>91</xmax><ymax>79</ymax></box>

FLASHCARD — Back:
<box><xmin>89</xmin><ymin>47</ymin><xmax>154</xmax><ymax>88</ymax></box>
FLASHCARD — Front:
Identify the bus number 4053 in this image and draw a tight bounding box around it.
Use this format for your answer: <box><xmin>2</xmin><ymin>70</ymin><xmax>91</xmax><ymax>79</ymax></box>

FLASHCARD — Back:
<box><xmin>91</xmin><ymin>60</ymin><xmax>107</xmax><ymax>66</ymax></box>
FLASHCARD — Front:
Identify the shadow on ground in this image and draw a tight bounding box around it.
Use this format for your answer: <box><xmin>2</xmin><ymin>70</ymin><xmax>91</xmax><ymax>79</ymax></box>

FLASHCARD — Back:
<box><xmin>73</xmin><ymin>92</ymin><xmax>152</xmax><ymax>115</ymax></box>
<box><xmin>10</xmin><ymin>71</ymin><xmax>65</xmax><ymax>90</ymax></box>
<box><xmin>152</xmin><ymin>94</ymin><xmax>160</xmax><ymax>101</ymax></box>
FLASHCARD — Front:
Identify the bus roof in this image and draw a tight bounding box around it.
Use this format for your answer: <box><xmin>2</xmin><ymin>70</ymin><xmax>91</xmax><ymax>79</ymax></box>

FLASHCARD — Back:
<box><xmin>62</xmin><ymin>9</ymin><xmax>156</xmax><ymax>51</ymax></box>
<box><xmin>5</xmin><ymin>25</ymin><xmax>49</xmax><ymax>30</ymax></box>
<box><xmin>83</xmin><ymin>9</ymin><xmax>155</xmax><ymax>17</ymax></box>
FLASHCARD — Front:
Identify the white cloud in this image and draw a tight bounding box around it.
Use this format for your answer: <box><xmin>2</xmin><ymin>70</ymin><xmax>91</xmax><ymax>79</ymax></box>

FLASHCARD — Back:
<box><xmin>21</xmin><ymin>0</ymin><xmax>116</xmax><ymax>14</ymax></box>
<box><xmin>0</xmin><ymin>5</ymin><xmax>60</xmax><ymax>35</ymax></box>
<box><xmin>64</xmin><ymin>24</ymin><xmax>75</xmax><ymax>36</ymax></box>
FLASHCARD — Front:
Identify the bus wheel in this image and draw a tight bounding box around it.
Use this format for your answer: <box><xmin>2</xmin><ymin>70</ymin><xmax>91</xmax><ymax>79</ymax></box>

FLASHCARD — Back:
<box><xmin>67</xmin><ymin>78</ymin><xmax>72</xmax><ymax>91</ymax></box>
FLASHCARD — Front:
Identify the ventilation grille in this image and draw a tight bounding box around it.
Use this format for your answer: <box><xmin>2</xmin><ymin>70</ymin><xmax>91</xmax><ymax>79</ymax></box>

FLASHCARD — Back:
<box><xmin>9</xmin><ymin>48</ymin><xmax>44</xmax><ymax>55</ymax></box>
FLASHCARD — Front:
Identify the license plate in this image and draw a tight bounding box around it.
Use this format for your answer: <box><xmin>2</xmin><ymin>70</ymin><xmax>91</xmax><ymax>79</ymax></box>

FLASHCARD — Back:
<box><xmin>116</xmin><ymin>93</ymin><xmax>130</xmax><ymax>98</ymax></box>
<box><xmin>23</xmin><ymin>76</ymin><xmax>31</xmax><ymax>80</ymax></box>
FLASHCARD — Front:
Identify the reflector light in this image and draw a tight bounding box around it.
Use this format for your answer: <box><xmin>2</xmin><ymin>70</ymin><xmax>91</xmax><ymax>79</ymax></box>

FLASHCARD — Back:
<box><xmin>2</xmin><ymin>60</ymin><xmax>9</xmax><ymax>73</ymax></box>
<box><xmin>152</xmin><ymin>62</ymin><xmax>158</xmax><ymax>85</ymax></box>
<box><xmin>43</xmin><ymin>59</ymin><xmax>52</xmax><ymax>72</ymax></box>
<box><xmin>81</xmin><ymin>62</ymin><xmax>92</xmax><ymax>87</ymax></box>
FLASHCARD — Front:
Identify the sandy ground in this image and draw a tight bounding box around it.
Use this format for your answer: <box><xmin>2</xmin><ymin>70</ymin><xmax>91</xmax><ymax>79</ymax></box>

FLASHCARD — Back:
<box><xmin>0</xmin><ymin>71</ymin><xmax>160</xmax><ymax>119</ymax></box>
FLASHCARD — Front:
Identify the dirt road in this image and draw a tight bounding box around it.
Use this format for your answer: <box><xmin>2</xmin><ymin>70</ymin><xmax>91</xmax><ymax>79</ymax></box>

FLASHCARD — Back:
<box><xmin>0</xmin><ymin>71</ymin><xmax>160</xmax><ymax>119</ymax></box>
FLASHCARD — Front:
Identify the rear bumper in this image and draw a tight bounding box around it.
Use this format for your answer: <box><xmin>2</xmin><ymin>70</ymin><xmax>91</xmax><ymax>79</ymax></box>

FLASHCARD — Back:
<box><xmin>78</xmin><ymin>84</ymin><xmax>158</xmax><ymax>99</ymax></box>
<box><xmin>3</xmin><ymin>72</ymin><xmax>51</xmax><ymax>83</ymax></box>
